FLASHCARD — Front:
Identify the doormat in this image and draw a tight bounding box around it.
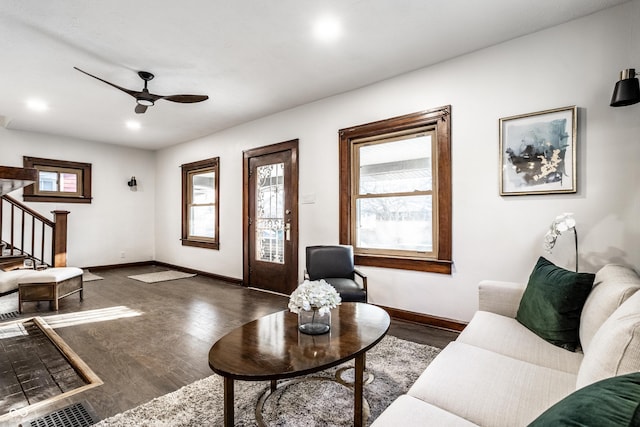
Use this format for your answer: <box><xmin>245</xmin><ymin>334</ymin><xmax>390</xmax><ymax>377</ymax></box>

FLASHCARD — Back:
<box><xmin>82</xmin><ymin>271</ymin><xmax>103</xmax><ymax>282</ymax></box>
<box><xmin>127</xmin><ymin>270</ymin><xmax>196</xmax><ymax>283</ymax></box>
<box><xmin>0</xmin><ymin>317</ymin><xmax>102</xmax><ymax>424</ymax></box>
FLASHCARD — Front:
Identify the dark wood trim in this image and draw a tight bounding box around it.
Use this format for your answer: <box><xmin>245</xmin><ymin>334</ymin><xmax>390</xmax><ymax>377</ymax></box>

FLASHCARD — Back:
<box><xmin>377</xmin><ymin>304</ymin><xmax>466</xmax><ymax>332</ymax></box>
<box><xmin>22</xmin><ymin>195</ymin><xmax>92</xmax><ymax>204</ymax></box>
<box><xmin>242</xmin><ymin>139</ymin><xmax>299</xmax><ymax>293</ymax></box>
<box><xmin>154</xmin><ymin>261</ymin><xmax>243</xmax><ymax>285</ymax></box>
<box><xmin>338</xmin><ymin>106</ymin><xmax>452</xmax><ymax>274</ymax></box>
<box><xmin>180</xmin><ymin>157</ymin><xmax>220</xmax><ymax>250</ymax></box>
<box><xmin>355</xmin><ymin>255</ymin><xmax>452</xmax><ymax>274</ymax></box>
<box><xmin>83</xmin><ymin>260</ymin><xmax>243</xmax><ymax>285</ymax></box>
<box><xmin>0</xmin><ymin>166</ymin><xmax>37</xmax><ymax>196</ymax></box>
<box><xmin>23</xmin><ymin>156</ymin><xmax>92</xmax><ymax>204</ymax></box>
<box><xmin>51</xmin><ymin>210</ymin><xmax>69</xmax><ymax>267</ymax></box>
<box><xmin>2</xmin><ymin>195</ymin><xmax>55</xmax><ymax>226</ymax></box>
<box><xmin>83</xmin><ymin>261</ymin><xmax>155</xmax><ymax>271</ymax></box>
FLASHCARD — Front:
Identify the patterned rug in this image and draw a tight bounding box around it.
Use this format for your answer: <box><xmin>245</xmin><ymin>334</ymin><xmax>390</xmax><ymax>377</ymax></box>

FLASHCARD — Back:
<box><xmin>127</xmin><ymin>270</ymin><xmax>196</xmax><ymax>283</ymax></box>
<box><xmin>95</xmin><ymin>335</ymin><xmax>440</xmax><ymax>426</ymax></box>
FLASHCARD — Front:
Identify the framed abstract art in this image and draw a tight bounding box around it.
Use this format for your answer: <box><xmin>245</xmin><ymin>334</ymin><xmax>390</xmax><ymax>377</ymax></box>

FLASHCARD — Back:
<box><xmin>499</xmin><ymin>106</ymin><xmax>577</xmax><ymax>195</ymax></box>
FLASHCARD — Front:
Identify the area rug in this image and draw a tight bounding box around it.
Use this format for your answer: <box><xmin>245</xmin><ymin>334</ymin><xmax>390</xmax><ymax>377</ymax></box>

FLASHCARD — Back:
<box><xmin>95</xmin><ymin>335</ymin><xmax>440</xmax><ymax>426</ymax></box>
<box><xmin>127</xmin><ymin>270</ymin><xmax>196</xmax><ymax>283</ymax></box>
<box><xmin>83</xmin><ymin>270</ymin><xmax>104</xmax><ymax>282</ymax></box>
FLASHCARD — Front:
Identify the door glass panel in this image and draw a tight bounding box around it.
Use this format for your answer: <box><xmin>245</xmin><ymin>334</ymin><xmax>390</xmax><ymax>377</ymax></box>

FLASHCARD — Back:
<box><xmin>256</xmin><ymin>163</ymin><xmax>285</xmax><ymax>264</ymax></box>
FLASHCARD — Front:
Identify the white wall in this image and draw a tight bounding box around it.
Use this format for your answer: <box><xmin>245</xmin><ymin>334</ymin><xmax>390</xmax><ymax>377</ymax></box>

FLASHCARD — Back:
<box><xmin>0</xmin><ymin>128</ymin><xmax>156</xmax><ymax>267</ymax></box>
<box><xmin>155</xmin><ymin>1</ymin><xmax>640</xmax><ymax>322</ymax></box>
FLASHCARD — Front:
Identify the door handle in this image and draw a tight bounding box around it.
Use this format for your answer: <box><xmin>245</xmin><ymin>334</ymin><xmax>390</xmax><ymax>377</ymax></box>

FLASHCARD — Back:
<box><xmin>285</xmin><ymin>223</ymin><xmax>291</xmax><ymax>241</ymax></box>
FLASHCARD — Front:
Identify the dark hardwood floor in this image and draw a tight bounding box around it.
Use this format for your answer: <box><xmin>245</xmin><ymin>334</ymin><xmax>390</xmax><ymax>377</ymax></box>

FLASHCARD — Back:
<box><xmin>0</xmin><ymin>265</ymin><xmax>458</xmax><ymax>425</ymax></box>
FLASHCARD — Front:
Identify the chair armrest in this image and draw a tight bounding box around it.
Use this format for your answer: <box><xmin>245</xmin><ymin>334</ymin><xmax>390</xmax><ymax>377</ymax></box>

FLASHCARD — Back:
<box><xmin>354</xmin><ymin>268</ymin><xmax>367</xmax><ymax>290</ymax></box>
<box><xmin>478</xmin><ymin>280</ymin><xmax>526</xmax><ymax>318</ymax></box>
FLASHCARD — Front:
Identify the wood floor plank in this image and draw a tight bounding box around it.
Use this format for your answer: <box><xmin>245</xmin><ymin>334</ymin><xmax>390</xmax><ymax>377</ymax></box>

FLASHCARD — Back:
<box><xmin>1</xmin><ymin>265</ymin><xmax>458</xmax><ymax>423</ymax></box>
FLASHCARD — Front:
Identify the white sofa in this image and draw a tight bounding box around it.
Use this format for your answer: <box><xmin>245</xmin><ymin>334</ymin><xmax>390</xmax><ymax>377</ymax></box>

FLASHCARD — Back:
<box><xmin>372</xmin><ymin>264</ymin><xmax>640</xmax><ymax>426</ymax></box>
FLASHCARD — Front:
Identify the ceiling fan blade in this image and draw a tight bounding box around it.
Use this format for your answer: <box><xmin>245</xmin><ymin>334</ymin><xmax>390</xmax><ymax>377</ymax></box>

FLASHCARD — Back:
<box><xmin>161</xmin><ymin>94</ymin><xmax>209</xmax><ymax>103</ymax></box>
<box><xmin>135</xmin><ymin>104</ymin><xmax>148</xmax><ymax>114</ymax></box>
<box><xmin>74</xmin><ymin>67</ymin><xmax>139</xmax><ymax>98</ymax></box>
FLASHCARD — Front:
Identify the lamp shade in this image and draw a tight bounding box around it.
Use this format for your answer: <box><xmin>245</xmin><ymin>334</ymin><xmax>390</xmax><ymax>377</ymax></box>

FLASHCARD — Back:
<box><xmin>610</xmin><ymin>69</ymin><xmax>640</xmax><ymax>107</ymax></box>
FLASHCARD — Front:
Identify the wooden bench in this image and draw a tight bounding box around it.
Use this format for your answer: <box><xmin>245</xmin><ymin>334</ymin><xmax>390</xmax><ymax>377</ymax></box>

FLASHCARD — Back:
<box><xmin>18</xmin><ymin>267</ymin><xmax>84</xmax><ymax>313</ymax></box>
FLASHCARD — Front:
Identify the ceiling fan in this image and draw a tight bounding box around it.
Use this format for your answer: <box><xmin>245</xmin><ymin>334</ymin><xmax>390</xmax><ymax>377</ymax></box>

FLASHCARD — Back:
<box><xmin>74</xmin><ymin>67</ymin><xmax>209</xmax><ymax>114</ymax></box>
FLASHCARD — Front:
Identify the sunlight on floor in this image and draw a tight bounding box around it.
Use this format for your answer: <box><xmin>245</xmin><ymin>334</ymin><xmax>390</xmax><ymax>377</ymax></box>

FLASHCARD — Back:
<box><xmin>41</xmin><ymin>306</ymin><xmax>143</xmax><ymax>328</ymax></box>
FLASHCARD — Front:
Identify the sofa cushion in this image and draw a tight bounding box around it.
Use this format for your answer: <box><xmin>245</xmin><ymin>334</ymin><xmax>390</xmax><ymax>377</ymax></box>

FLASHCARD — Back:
<box><xmin>529</xmin><ymin>372</ymin><xmax>640</xmax><ymax>427</ymax></box>
<box><xmin>408</xmin><ymin>342</ymin><xmax>576</xmax><ymax>427</ymax></box>
<box><xmin>579</xmin><ymin>264</ymin><xmax>640</xmax><ymax>352</ymax></box>
<box><xmin>516</xmin><ymin>257</ymin><xmax>594</xmax><ymax>351</ymax></box>
<box><xmin>457</xmin><ymin>311</ymin><xmax>583</xmax><ymax>374</ymax></box>
<box><xmin>370</xmin><ymin>395</ymin><xmax>479</xmax><ymax>427</ymax></box>
<box><xmin>576</xmin><ymin>289</ymin><xmax>640</xmax><ymax>389</ymax></box>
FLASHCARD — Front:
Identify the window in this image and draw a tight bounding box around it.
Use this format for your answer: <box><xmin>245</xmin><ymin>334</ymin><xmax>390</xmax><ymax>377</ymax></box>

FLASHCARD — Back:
<box><xmin>23</xmin><ymin>157</ymin><xmax>92</xmax><ymax>203</ymax></box>
<box><xmin>339</xmin><ymin>106</ymin><xmax>452</xmax><ymax>274</ymax></box>
<box><xmin>181</xmin><ymin>157</ymin><xmax>219</xmax><ymax>250</ymax></box>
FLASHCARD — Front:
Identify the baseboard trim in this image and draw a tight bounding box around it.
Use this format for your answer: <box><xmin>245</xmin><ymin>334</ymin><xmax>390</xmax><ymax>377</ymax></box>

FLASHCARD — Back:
<box><xmin>154</xmin><ymin>261</ymin><xmax>243</xmax><ymax>285</ymax></box>
<box><xmin>82</xmin><ymin>262</ymin><xmax>465</xmax><ymax>330</ymax></box>
<box><xmin>378</xmin><ymin>304</ymin><xmax>467</xmax><ymax>332</ymax></box>
<box><xmin>83</xmin><ymin>260</ymin><xmax>243</xmax><ymax>285</ymax></box>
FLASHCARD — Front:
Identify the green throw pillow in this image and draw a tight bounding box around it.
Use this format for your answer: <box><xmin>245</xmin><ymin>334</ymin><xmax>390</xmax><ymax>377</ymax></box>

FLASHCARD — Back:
<box><xmin>529</xmin><ymin>372</ymin><xmax>640</xmax><ymax>426</ymax></box>
<box><xmin>516</xmin><ymin>257</ymin><xmax>595</xmax><ymax>351</ymax></box>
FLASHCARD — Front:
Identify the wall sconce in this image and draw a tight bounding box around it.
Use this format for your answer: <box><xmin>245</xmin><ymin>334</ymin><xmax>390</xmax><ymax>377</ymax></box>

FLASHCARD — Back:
<box><xmin>610</xmin><ymin>68</ymin><xmax>640</xmax><ymax>107</ymax></box>
<box><xmin>127</xmin><ymin>176</ymin><xmax>138</xmax><ymax>190</ymax></box>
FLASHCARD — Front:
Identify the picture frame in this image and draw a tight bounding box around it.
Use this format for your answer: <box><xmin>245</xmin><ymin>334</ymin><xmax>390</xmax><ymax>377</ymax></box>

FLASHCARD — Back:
<box><xmin>499</xmin><ymin>106</ymin><xmax>577</xmax><ymax>196</ymax></box>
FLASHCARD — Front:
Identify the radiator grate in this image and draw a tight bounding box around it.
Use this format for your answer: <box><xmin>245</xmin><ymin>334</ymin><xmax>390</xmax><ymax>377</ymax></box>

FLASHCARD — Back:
<box><xmin>0</xmin><ymin>310</ymin><xmax>19</xmax><ymax>320</ymax></box>
<box><xmin>25</xmin><ymin>402</ymin><xmax>96</xmax><ymax>427</ymax></box>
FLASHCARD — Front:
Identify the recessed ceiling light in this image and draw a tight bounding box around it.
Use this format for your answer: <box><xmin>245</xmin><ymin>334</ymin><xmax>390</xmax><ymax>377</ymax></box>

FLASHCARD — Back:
<box><xmin>313</xmin><ymin>16</ymin><xmax>342</xmax><ymax>42</ymax></box>
<box><xmin>26</xmin><ymin>98</ymin><xmax>49</xmax><ymax>112</ymax></box>
<box><xmin>126</xmin><ymin>120</ymin><xmax>141</xmax><ymax>130</ymax></box>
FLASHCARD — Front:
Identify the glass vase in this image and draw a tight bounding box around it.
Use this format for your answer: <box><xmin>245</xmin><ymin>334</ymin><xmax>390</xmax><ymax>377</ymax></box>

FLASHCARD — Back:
<box><xmin>298</xmin><ymin>308</ymin><xmax>331</xmax><ymax>335</ymax></box>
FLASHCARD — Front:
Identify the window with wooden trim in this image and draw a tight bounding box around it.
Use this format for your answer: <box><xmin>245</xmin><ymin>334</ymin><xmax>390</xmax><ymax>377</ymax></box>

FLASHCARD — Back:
<box><xmin>23</xmin><ymin>156</ymin><xmax>92</xmax><ymax>203</ymax></box>
<box><xmin>339</xmin><ymin>106</ymin><xmax>452</xmax><ymax>274</ymax></box>
<box><xmin>181</xmin><ymin>157</ymin><xmax>219</xmax><ymax>250</ymax></box>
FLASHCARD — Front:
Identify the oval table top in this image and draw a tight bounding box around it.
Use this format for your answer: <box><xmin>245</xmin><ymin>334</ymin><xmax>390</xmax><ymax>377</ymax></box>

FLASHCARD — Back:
<box><xmin>208</xmin><ymin>302</ymin><xmax>390</xmax><ymax>381</ymax></box>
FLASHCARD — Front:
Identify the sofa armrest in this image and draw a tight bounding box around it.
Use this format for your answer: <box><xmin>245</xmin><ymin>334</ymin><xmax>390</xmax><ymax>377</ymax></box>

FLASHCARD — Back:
<box><xmin>478</xmin><ymin>280</ymin><xmax>527</xmax><ymax>318</ymax></box>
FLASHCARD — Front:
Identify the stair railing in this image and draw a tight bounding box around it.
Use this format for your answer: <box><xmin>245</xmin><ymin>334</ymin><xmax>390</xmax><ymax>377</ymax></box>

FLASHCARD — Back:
<box><xmin>0</xmin><ymin>194</ymin><xmax>69</xmax><ymax>267</ymax></box>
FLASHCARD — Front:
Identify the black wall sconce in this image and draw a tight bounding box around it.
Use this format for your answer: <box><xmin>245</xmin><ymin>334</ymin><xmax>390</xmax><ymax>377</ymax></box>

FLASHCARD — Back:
<box><xmin>610</xmin><ymin>68</ymin><xmax>640</xmax><ymax>107</ymax></box>
<box><xmin>127</xmin><ymin>176</ymin><xmax>138</xmax><ymax>190</ymax></box>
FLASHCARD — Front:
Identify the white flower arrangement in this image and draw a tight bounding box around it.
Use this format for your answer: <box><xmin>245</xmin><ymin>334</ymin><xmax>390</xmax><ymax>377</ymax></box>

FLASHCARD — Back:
<box><xmin>543</xmin><ymin>212</ymin><xmax>579</xmax><ymax>272</ymax></box>
<box><xmin>543</xmin><ymin>213</ymin><xmax>576</xmax><ymax>253</ymax></box>
<box><xmin>288</xmin><ymin>279</ymin><xmax>342</xmax><ymax>315</ymax></box>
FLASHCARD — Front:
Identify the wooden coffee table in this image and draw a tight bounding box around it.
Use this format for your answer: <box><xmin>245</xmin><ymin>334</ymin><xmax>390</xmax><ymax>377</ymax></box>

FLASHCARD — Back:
<box><xmin>208</xmin><ymin>302</ymin><xmax>390</xmax><ymax>427</ymax></box>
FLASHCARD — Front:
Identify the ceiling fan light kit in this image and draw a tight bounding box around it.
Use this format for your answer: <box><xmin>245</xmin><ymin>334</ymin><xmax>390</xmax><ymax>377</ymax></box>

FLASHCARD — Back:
<box><xmin>74</xmin><ymin>67</ymin><xmax>209</xmax><ymax>114</ymax></box>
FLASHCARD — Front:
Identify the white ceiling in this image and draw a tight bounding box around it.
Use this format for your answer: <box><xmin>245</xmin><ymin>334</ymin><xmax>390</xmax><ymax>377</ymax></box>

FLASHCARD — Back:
<box><xmin>0</xmin><ymin>0</ymin><xmax>628</xmax><ymax>150</ymax></box>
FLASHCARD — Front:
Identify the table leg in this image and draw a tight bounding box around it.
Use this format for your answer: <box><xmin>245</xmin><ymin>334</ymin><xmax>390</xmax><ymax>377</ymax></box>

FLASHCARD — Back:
<box><xmin>223</xmin><ymin>376</ymin><xmax>234</xmax><ymax>427</ymax></box>
<box><xmin>354</xmin><ymin>352</ymin><xmax>365</xmax><ymax>427</ymax></box>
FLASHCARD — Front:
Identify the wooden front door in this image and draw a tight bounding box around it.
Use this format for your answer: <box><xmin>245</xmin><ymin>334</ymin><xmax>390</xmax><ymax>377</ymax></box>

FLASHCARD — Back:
<box><xmin>243</xmin><ymin>140</ymin><xmax>298</xmax><ymax>295</ymax></box>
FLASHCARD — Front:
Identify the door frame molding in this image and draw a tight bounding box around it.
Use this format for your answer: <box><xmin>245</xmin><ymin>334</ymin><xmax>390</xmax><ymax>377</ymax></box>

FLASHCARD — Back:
<box><xmin>242</xmin><ymin>139</ymin><xmax>299</xmax><ymax>292</ymax></box>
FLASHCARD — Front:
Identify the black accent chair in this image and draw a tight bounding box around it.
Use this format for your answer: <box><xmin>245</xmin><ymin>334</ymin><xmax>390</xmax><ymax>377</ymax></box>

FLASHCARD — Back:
<box><xmin>305</xmin><ymin>245</ymin><xmax>367</xmax><ymax>303</ymax></box>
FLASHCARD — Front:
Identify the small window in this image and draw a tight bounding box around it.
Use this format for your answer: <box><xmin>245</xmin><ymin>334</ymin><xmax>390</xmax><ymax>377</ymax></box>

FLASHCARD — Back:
<box><xmin>181</xmin><ymin>157</ymin><xmax>219</xmax><ymax>250</ymax></box>
<box><xmin>23</xmin><ymin>157</ymin><xmax>92</xmax><ymax>203</ymax></box>
<box><xmin>339</xmin><ymin>106</ymin><xmax>452</xmax><ymax>274</ymax></box>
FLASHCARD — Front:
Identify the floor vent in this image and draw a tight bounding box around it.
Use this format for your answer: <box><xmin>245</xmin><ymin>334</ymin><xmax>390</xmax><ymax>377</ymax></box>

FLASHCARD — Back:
<box><xmin>0</xmin><ymin>310</ymin><xmax>19</xmax><ymax>320</ymax></box>
<box><xmin>24</xmin><ymin>402</ymin><xmax>96</xmax><ymax>427</ymax></box>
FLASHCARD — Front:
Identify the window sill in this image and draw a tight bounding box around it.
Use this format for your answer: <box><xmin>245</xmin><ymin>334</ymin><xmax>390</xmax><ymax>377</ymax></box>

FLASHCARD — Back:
<box><xmin>354</xmin><ymin>254</ymin><xmax>452</xmax><ymax>274</ymax></box>
<box><xmin>23</xmin><ymin>195</ymin><xmax>92</xmax><ymax>204</ymax></box>
<box><xmin>181</xmin><ymin>239</ymin><xmax>219</xmax><ymax>250</ymax></box>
